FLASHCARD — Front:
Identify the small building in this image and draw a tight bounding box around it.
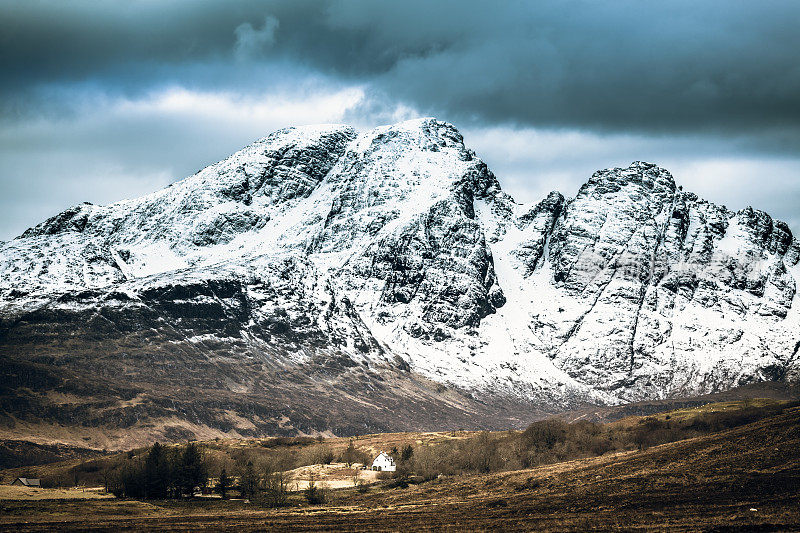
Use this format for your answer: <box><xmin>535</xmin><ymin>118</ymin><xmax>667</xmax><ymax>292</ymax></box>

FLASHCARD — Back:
<box><xmin>371</xmin><ymin>451</ymin><xmax>396</xmax><ymax>472</ymax></box>
<box><xmin>11</xmin><ymin>477</ymin><xmax>41</xmax><ymax>487</ymax></box>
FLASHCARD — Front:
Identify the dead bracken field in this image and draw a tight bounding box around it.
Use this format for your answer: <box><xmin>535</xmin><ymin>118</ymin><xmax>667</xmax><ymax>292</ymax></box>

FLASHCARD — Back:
<box><xmin>1</xmin><ymin>403</ymin><xmax>799</xmax><ymax>532</ymax></box>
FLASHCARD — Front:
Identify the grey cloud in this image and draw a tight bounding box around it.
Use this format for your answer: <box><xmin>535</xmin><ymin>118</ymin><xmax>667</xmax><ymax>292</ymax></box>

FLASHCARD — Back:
<box><xmin>3</xmin><ymin>1</ymin><xmax>800</xmax><ymax>138</ymax></box>
<box><xmin>1</xmin><ymin>0</ymin><xmax>799</xmax><ymax>239</ymax></box>
<box><xmin>234</xmin><ymin>16</ymin><xmax>280</xmax><ymax>61</ymax></box>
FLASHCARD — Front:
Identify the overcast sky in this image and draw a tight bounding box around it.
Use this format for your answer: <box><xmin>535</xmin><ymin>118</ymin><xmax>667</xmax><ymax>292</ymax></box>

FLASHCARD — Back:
<box><xmin>2</xmin><ymin>0</ymin><xmax>799</xmax><ymax>240</ymax></box>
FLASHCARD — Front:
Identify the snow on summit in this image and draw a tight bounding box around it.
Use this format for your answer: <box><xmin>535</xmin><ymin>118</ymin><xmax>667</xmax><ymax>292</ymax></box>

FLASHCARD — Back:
<box><xmin>1</xmin><ymin>118</ymin><xmax>798</xmax><ymax>407</ymax></box>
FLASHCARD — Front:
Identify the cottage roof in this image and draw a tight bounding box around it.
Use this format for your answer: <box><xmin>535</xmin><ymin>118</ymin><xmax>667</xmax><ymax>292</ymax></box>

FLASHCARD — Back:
<box><xmin>13</xmin><ymin>477</ymin><xmax>41</xmax><ymax>487</ymax></box>
<box><xmin>373</xmin><ymin>451</ymin><xmax>395</xmax><ymax>464</ymax></box>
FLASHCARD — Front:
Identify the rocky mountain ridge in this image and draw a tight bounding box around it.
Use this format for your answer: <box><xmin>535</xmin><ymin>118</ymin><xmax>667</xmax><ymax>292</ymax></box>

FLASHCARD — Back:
<box><xmin>1</xmin><ymin>118</ymin><xmax>798</xmax><ymax>444</ymax></box>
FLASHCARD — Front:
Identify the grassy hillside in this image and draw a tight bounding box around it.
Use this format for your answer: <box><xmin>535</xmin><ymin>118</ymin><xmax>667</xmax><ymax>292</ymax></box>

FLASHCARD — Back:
<box><xmin>1</xmin><ymin>399</ymin><xmax>799</xmax><ymax>530</ymax></box>
<box><xmin>2</xmin><ymin>398</ymin><xmax>796</xmax><ymax>487</ymax></box>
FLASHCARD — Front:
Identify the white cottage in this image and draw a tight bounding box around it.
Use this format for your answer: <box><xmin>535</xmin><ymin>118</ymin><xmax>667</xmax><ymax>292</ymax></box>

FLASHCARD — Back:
<box><xmin>371</xmin><ymin>451</ymin><xmax>396</xmax><ymax>472</ymax></box>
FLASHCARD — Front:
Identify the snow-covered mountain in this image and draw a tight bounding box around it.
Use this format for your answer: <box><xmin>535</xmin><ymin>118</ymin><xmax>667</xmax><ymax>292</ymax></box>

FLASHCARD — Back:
<box><xmin>1</xmin><ymin>118</ymin><xmax>798</xmax><ymax>443</ymax></box>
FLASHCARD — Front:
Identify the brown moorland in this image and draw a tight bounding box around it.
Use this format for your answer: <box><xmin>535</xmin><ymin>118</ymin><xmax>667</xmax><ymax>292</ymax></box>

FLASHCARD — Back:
<box><xmin>0</xmin><ymin>403</ymin><xmax>798</xmax><ymax>531</ymax></box>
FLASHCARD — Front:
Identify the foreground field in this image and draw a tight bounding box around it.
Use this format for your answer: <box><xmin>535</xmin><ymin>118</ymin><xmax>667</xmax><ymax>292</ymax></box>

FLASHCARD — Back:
<box><xmin>1</xmin><ymin>404</ymin><xmax>798</xmax><ymax>531</ymax></box>
<box><xmin>0</xmin><ymin>485</ymin><xmax>112</xmax><ymax>501</ymax></box>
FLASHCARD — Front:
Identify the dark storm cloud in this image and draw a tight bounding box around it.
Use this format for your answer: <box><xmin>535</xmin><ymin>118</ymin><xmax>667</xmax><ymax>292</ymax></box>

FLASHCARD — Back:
<box><xmin>1</xmin><ymin>0</ymin><xmax>800</xmax><ymax>241</ymax></box>
<box><xmin>3</xmin><ymin>0</ymin><xmax>800</xmax><ymax>137</ymax></box>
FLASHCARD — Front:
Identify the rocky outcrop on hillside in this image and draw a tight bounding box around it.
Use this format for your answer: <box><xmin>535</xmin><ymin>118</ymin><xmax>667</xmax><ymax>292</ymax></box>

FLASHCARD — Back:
<box><xmin>1</xmin><ymin>118</ymin><xmax>798</xmax><ymax>444</ymax></box>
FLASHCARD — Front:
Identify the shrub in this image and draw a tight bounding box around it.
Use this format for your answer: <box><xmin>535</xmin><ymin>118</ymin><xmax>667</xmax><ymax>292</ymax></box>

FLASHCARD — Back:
<box><xmin>304</xmin><ymin>473</ymin><xmax>326</xmax><ymax>505</ymax></box>
<box><xmin>353</xmin><ymin>449</ymin><xmax>372</xmax><ymax>468</ymax></box>
<box><xmin>461</xmin><ymin>432</ymin><xmax>502</xmax><ymax>473</ymax></box>
<box><xmin>410</xmin><ymin>444</ymin><xmax>450</xmax><ymax>480</ymax></box>
<box><xmin>389</xmin><ymin>464</ymin><xmax>412</xmax><ymax>488</ymax></box>
<box><xmin>376</xmin><ymin>471</ymin><xmax>394</xmax><ymax>481</ymax></box>
<box><xmin>522</xmin><ymin>419</ymin><xmax>568</xmax><ymax>450</ymax></box>
<box><xmin>258</xmin><ymin>469</ymin><xmax>289</xmax><ymax>508</ymax></box>
<box><xmin>400</xmin><ymin>444</ymin><xmax>414</xmax><ymax>463</ymax></box>
<box><xmin>632</xmin><ymin>418</ymin><xmax>682</xmax><ymax>450</ymax></box>
<box><xmin>342</xmin><ymin>440</ymin><xmax>358</xmax><ymax>467</ymax></box>
<box><xmin>301</xmin><ymin>445</ymin><xmax>335</xmax><ymax>466</ymax></box>
<box><xmin>352</xmin><ymin>473</ymin><xmax>369</xmax><ymax>493</ymax></box>
<box><xmin>238</xmin><ymin>460</ymin><xmax>260</xmax><ymax>498</ymax></box>
<box><xmin>216</xmin><ymin>468</ymin><xmax>231</xmax><ymax>499</ymax></box>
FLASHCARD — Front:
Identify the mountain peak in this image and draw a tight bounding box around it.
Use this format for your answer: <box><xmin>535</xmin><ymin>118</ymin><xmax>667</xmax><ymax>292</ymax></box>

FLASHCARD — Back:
<box><xmin>260</xmin><ymin>122</ymin><xmax>356</xmax><ymax>142</ymax></box>
<box><xmin>1</xmin><ymin>120</ymin><xmax>798</xmax><ymax>439</ymax></box>
<box><xmin>580</xmin><ymin>160</ymin><xmax>676</xmax><ymax>202</ymax></box>
<box><xmin>346</xmin><ymin>117</ymin><xmax>467</xmax><ymax>158</ymax></box>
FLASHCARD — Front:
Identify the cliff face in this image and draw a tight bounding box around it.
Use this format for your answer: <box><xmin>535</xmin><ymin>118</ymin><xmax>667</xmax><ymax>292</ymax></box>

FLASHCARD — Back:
<box><xmin>521</xmin><ymin>162</ymin><xmax>799</xmax><ymax>400</ymax></box>
<box><xmin>1</xmin><ymin>118</ymin><xmax>798</xmax><ymax>443</ymax></box>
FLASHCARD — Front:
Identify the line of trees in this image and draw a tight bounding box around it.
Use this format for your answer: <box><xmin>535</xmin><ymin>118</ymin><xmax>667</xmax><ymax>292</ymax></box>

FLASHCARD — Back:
<box><xmin>110</xmin><ymin>443</ymin><xmax>295</xmax><ymax>506</ymax></box>
<box><xmin>112</xmin><ymin>442</ymin><xmax>208</xmax><ymax>498</ymax></box>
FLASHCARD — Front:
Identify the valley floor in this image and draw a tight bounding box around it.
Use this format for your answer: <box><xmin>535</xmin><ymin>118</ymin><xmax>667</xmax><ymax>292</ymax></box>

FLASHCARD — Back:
<box><xmin>1</xmin><ymin>405</ymin><xmax>799</xmax><ymax>532</ymax></box>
